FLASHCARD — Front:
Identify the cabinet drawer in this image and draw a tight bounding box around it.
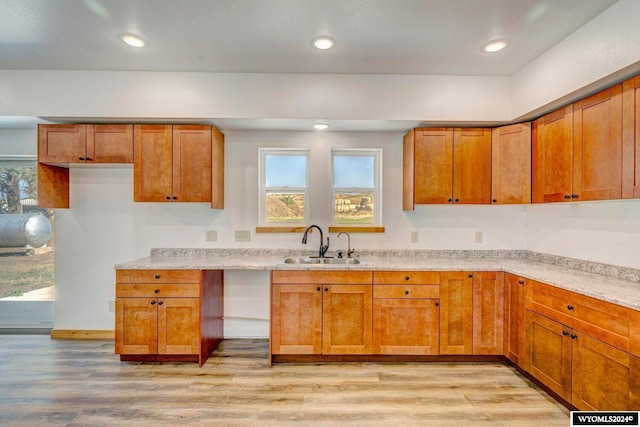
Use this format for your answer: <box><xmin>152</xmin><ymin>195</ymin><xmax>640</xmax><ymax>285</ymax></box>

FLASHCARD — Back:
<box><xmin>116</xmin><ymin>283</ymin><xmax>200</xmax><ymax>298</ymax></box>
<box><xmin>373</xmin><ymin>285</ymin><xmax>439</xmax><ymax>299</ymax></box>
<box><xmin>116</xmin><ymin>269</ymin><xmax>201</xmax><ymax>284</ymax></box>
<box><xmin>528</xmin><ymin>280</ymin><xmax>632</xmax><ymax>352</ymax></box>
<box><xmin>373</xmin><ymin>271</ymin><xmax>439</xmax><ymax>285</ymax></box>
<box><xmin>271</xmin><ymin>270</ymin><xmax>372</xmax><ymax>285</ymax></box>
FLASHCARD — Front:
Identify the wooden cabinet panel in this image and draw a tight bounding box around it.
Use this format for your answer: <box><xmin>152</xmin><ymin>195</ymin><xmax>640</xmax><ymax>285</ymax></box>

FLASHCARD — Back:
<box><xmin>373</xmin><ymin>285</ymin><xmax>439</xmax><ymax>299</ymax></box>
<box><xmin>503</xmin><ymin>274</ymin><xmax>526</xmax><ymax>365</ymax></box>
<box><xmin>453</xmin><ymin>128</ymin><xmax>492</xmax><ymax>204</ymax></box>
<box><xmin>134</xmin><ymin>124</ymin><xmax>173</xmax><ymax>202</ymax></box>
<box><xmin>491</xmin><ymin>123</ymin><xmax>531</xmax><ymax>204</ymax></box>
<box><xmin>115</xmin><ymin>298</ymin><xmax>158</xmax><ymax>355</ymax></box>
<box><xmin>532</xmin><ymin>106</ymin><xmax>574</xmax><ymax>203</ymax></box>
<box><xmin>622</xmin><ymin>75</ymin><xmax>640</xmax><ymax>198</ymax></box>
<box><xmin>38</xmin><ymin>124</ymin><xmax>86</xmax><ymax>163</ymax></box>
<box><xmin>573</xmin><ymin>85</ymin><xmax>623</xmax><ymax>201</ymax></box>
<box><xmin>373</xmin><ymin>271</ymin><xmax>439</xmax><ymax>285</ymax></box>
<box><xmin>211</xmin><ymin>126</ymin><xmax>225</xmax><ymax>209</ymax></box>
<box><xmin>116</xmin><ymin>283</ymin><xmax>200</xmax><ymax>298</ymax></box>
<box><xmin>157</xmin><ymin>297</ymin><xmax>200</xmax><ymax>355</ymax></box>
<box><xmin>172</xmin><ymin>125</ymin><xmax>212</xmax><ymax>202</ymax></box>
<box><xmin>572</xmin><ymin>332</ymin><xmax>640</xmax><ymax>411</ymax></box>
<box><xmin>414</xmin><ymin>128</ymin><xmax>454</xmax><ymax>204</ymax></box>
<box><xmin>524</xmin><ymin>310</ymin><xmax>572</xmax><ymax>401</ymax></box>
<box><xmin>322</xmin><ymin>284</ymin><xmax>373</xmax><ymax>355</ymax></box>
<box><xmin>472</xmin><ymin>272</ymin><xmax>504</xmax><ymax>355</ymax></box>
<box><xmin>37</xmin><ymin>163</ymin><xmax>69</xmax><ymax>208</ymax></box>
<box><xmin>271</xmin><ymin>284</ymin><xmax>323</xmax><ymax>355</ymax></box>
<box><xmin>402</xmin><ymin>129</ymin><xmax>416</xmax><ymax>210</ymax></box>
<box><xmin>116</xmin><ymin>269</ymin><xmax>200</xmax><ymax>284</ymax></box>
<box><xmin>373</xmin><ymin>299</ymin><xmax>439</xmax><ymax>355</ymax></box>
<box><xmin>86</xmin><ymin>124</ymin><xmax>133</xmax><ymax>163</ymax></box>
<box><xmin>271</xmin><ymin>270</ymin><xmax>372</xmax><ymax>285</ymax></box>
<box><xmin>439</xmin><ymin>272</ymin><xmax>473</xmax><ymax>354</ymax></box>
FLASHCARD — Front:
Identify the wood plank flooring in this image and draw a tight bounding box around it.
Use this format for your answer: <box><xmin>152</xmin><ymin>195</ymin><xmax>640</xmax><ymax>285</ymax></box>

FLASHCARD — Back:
<box><xmin>0</xmin><ymin>336</ymin><xmax>569</xmax><ymax>426</ymax></box>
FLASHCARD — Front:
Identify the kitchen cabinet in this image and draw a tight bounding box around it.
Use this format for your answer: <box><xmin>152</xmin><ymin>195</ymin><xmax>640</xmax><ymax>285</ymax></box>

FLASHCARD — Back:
<box><xmin>524</xmin><ymin>310</ymin><xmax>640</xmax><ymax>410</ymax></box>
<box><xmin>372</xmin><ymin>271</ymin><xmax>440</xmax><ymax>355</ymax></box>
<box><xmin>115</xmin><ymin>269</ymin><xmax>223</xmax><ymax>366</ymax></box>
<box><xmin>533</xmin><ymin>84</ymin><xmax>624</xmax><ymax>203</ymax></box>
<box><xmin>439</xmin><ymin>271</ymin><xmax>473</xmax><ymax>354</ymax></box>
<box><xmin>38</xmin><ymin>124</ymin><xmax>134</xmax><ymax>164</ymax></box>
<box><xmin>472</xmin><ymin>272</ymin><xmax>504</xmax><ymax>355</ymax></box>
<box><xmin>622</xmin><ymin>75</ymin><xmax>640</xmax><ymax>198</ymax></box>
<box><xmin>37</xmin><ymin>123</ymin><xmax>134</xmax><ymax>208</ymax></box>
<box><xmin>491</xmin><ymin>123</ymin><xmax>531</xmax><ymax>204</ymax></box>
<box><xmin>403</xmin><ymin>127</ymin><xmax>491</xmax><ymax>209</ymax></box>
<box><xmin>503</xmin><ymin>273</ymin><xmax>526</xmax><ymax>365</ymax></box>
<box><xmin>270</xmin><ymin>270</ymin><xmax>373</xmax><ymax>356</ymax></box>
<box><xmin>134</xmin><ymin>124</ymin><xmax>214</xmax><ymax>203</ymax></box>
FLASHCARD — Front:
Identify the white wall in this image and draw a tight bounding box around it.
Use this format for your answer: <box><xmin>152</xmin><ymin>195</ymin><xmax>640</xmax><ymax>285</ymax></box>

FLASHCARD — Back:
<box><xmin>0</xmin><ymin>128</ymin><xmax>36</xmax><ymax>157</ymax></box>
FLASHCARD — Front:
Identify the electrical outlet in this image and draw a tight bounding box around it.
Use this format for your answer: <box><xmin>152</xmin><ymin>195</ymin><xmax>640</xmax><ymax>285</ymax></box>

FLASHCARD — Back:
<box><xmin>235</xmin><ymin>230</ymin><xmax>251</xmax><ymax>242</ymax></box>
<box><xmin>108</xmin><ymin>300</ymin><xmax>115</xmax><ymax>312</ymax></box>
<box><xmin>475</xmin><ymin>231</ymin><xmax>483</xmax><ymax>244</ymax></box>
<box><xmin>206</xmin><ymin>230</ymin><xmax>218</xmax><ymax>242</ymax></box>
<box><xmin>411</xmin><ymin>231</ymin><xmax>419</xmax><ymax>243</ymax></box>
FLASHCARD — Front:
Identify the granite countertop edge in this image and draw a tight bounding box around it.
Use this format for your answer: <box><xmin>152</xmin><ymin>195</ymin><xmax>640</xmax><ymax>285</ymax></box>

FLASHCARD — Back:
<box><xmin>114</xmin><ymin>250</ymin><xmax>640</xmax><ymax>311</ymax></box>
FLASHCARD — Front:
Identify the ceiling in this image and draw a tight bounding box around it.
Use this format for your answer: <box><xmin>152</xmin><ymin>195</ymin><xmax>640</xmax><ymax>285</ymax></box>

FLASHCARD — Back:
<box><xmin>0</xmin><ymin>0</ymin><xmax>620</xmax><ymax>130</ymax></box>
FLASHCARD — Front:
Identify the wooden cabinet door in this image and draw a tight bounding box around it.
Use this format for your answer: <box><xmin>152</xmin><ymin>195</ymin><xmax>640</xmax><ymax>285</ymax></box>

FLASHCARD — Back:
<box><xmin>622</xmin><ymin>75</ymin><xmax>640</xmax><ymax>198</ymax></box>
<box><xmin>572</xmin><ymin>332</ymin><xmax>640</xmax><ymax>411</ymax></box>
<box><xmin>453</xmin><ymin>128</ymin><xmax>492</xmax><ymax>204</ymax></box>
<box><xmin>157</xmin><ymin>297</ymin><xmax>200</xmax><ymax>355</ymax></box>
<box><xmin>271</xmin><ymin>284</ymin><xmax>323</xmax><ymax>355</ymax></box>
<box><xmin>134</xmin><ymin>124</ymin><xmax>173</xmax><ymax>202</ymax></box>
<box><xmin>491</xmin><ymin>123</ymin><xmax>531</xmax><ymax>204</ymax></box>
<box><xmin>86</xmin><ymin>124</ymin><xmax>134</xmax><ymax>163</ymax></box>
<box><xmin>172</xmin><ymin>125</ymin><xmax>212</xmax><ymax>202</ymax></box>
<box><xmin>38</xmin><ymin>124</ymin><xmax>86</xmax><ymax>163</ymax></box>
<box><xmin>532</xmin><ymin>105</ymin><xmax>574</xmax><ymax>203</ymax></box>
<box><xmin>373</xmin><ymin>298</ymin><xmax>439</xmax><ymax>355</ymax></box>
<box><xmin>115</xmin><ymin>298</ymin><xmax>158</xmax><ymax>355</ymax></box>
<box><xmin>573</xmin><ymin>85</ymin><xmax>623</xmax><ymax>201</ymax></box>
<box><xmin>322</xmin><ymin>284</ymin><xmax>372</xmax><ymax>355</ymax></box>
<box><xmin>414</xmin><ymin>128</ymin><xmax>454</xmax><ymax>204</ymax></box>
<box><xmin>503</xmin><ymin>274</ymin><xmax>526</xmax><ymax>365</ymax></box>
<box><xmin>439</xmin><ymin>272</ymin><xmax>473</xmax><ymax>354</ymax></box>
<box><xmin>524</xmin><ymin>311</ymin><xmax>572</xmax><ymax>401</ymax></box>
<box><xmin>472</xmin><ymin>272</ymin><xmax>504</xmax><ymax>355</ymax></box>
<box><xmin>403</xmin><ymin>129</ymin><xmax>416</xmax><ymax>210</ymax></box>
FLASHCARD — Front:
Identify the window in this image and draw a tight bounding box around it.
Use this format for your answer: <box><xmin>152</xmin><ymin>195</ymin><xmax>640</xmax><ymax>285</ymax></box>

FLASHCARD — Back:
<box><xmin>332</xmin><ymin>149</ymin><xmax>381</xmax><ymax>225</ymax></box>
<box><xmin>259</xmin><ymin>149</ymin><xmax>309</xmax><ymax>226</ymax></box>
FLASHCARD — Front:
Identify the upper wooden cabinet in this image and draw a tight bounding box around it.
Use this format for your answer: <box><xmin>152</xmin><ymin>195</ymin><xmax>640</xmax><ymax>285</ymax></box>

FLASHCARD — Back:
<box><xmin>622</xmin><ymin>75</ymin><xmax>640</xmax><ymax>198</ymax></box>
<box><xmin>403</xmin><ymin>127</ymin><xmax>491</xmax><ymax>209</ymax></box>
<box><xmin>491</xmin><ymin>123</ymin><xmax>531</xmax><ymax>204</ymax></box>
<box><xmin>39</xmin><ymin>124</ymin><xmax>133</xmax><ymax>164</ymax></box>
<box><xmin>533</xmin><ymin>84</ymin><xmax>625</xmax><ymax>203</ymax></box>
<box><xmin>133</xmin><ymin>124</ymin><xmax>224</xmax><ymax>207</ymax></box>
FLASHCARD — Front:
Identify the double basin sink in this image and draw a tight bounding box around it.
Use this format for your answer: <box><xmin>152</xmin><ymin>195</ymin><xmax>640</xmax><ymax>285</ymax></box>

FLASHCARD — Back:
<box><xmin>279</xmin><ymin>256</ymin><xmax>364</xmax><ymax>265</ymax></box>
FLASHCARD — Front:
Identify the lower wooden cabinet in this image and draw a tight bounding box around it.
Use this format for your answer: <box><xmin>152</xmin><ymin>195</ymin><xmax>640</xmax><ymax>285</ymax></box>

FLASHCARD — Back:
<box><xmin>524</xmin><ymin>309</ymin><xmax>640</xmax><ymax>410</ymax></box>
<box><xmin>115</xmin><ymin>269</ymin><xmax>223</xmax><ymax>366</ymax></box>
<box><xmin>472</xmin><ymin>272</ymin><xmax>504</xmax><ymax>355</ymax></box>
<box><xmin>270</xmin><ymin>283</ymin><xmax>322</xmax><ymax>355</ymax></box>
<box><xmin>439</xmin><ymin>272</ymin><xmax>473</xmax><ymax>354</ymax></box>
<box><xmin>322</xmin><ymin>284</ymin><xmax>373</xmax><ymax>355</ymax></box>
<box><xmin>503</xmin><ymin>274</ymin><xmax>526</xmax><ymax>365</ymax></box>
<box><xmin>373</xmin><ymin>298</ymin><xmax>439</xmax><ymax>355</ymax></box>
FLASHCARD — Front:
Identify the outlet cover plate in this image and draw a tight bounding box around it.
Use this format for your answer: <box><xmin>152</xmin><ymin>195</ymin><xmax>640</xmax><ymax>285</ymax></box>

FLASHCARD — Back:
<box><xmin>235</xmin><ymin>230</ymin><xmax>251</xmax><ymax>242</ymax></box>
<box><xmin>206</xmin><ymin>230</ymin><xmax>218</xmax><ymax>242</ymax></box>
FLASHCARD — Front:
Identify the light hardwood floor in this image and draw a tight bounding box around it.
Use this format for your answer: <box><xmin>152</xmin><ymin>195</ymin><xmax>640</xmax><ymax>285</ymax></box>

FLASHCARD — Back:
<box><xmin>0</xmin><ymin>336</ymin><xmax>569</xmax><ymax>426</ymax></box>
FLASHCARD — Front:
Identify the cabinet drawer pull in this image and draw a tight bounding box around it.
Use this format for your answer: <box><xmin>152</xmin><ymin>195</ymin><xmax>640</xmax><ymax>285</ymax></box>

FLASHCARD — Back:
<box><xmin>154</xmin><ymin>275</ymin><xmax>161</xmax><ymax>279</ymax></box>
<box><xmin>150</xmin><ymin>300</ymin><xmax>156</xmax><ymax>305</ymax></box>
<box><xmin>405</xmin><ymin>276</ymin><xmax>410</xmax><ymax>281</ymax></box>
<box><xmin>567</xmin><ymin>305</ymin><xmax>574</xmax><ymax>311</ymax></box>
<box><xmin>404</xmin><ymin>290</ymin><xmax>409</xmax><ymax>295</ymax></box>
<box><xmin>154</xmin><ymin>289</ymin><xmax>160</xmax><ymax>294</ymax></box>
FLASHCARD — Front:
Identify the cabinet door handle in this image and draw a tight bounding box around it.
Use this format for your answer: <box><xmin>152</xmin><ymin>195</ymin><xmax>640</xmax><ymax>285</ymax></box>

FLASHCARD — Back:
<box><xmin>78</xmin><ymin>157</ymin><xmax>85</xmax><ymax>161</ymax></box>
<box><xmin>571</xmin><ymin>333</ymin><xmax>577</xmax><ymax>339</ymax></box>
<box><xmin>492</xmin><ymin>199</ymin><xmax>497</xmax><ymax>203</ymax></box>
<box><xmin>86</xmin><ymin>157</ymin><xmax>93</xmax><ymax>161</ymax></box>
<box><xmin>404</xmin><ymin>290</ymin><xmax>409</xmax><ymax>295</ymax></box>
<box><xmin>448</xmin><ymin>198</ymin><xmax>453</xmax><ymax>203</ymax></box>
<box><xmin>562</xmin><ymin>330</ymin><xmax>569</xmax><ymax>336</ymax></box>
<box><xmin>173</xmin><ymin>196</ymin><xmax>177</xmax><ymax>200</ymax></box>
<box><xmin>324</xmin><ymin>287</ymin><xmax>329</xmax><ymax>292</ymax></box>
<box><xmin>468</xmin><ymin>274</ymin><xmax>473</xmax><ymax>278</ymax></box>
<box><xmin>567</xmin><ymin>305</ymin><xmax>574</xmax><ymax>311</ymax></box>
<box><xmin>571</xmin><ymin>194</ymin><xmax>578</xmax><ymax>199</ymax></box>
<box><xmin>564</xmin><ymin>194</ymin><xmax>571</xmax><ymax>199</ymax></box>
<box><xmin>158</xmin><ymin>301</ymin><xmax>163</xmax><ymax>306</ymax></box>
<box><xmin>518</xmin><ymin>280</ymin><xmax>524</xmax><ymax>285</ymax></box>
<box><xmin>316</xmin><ymin>287</ymin><xmax>321</xmax><ymax>291</ymax></box>
<box><xmin>454</xmin><ymin>198</ymin><xmax>460</xmax><ymax>203</ymax></box>
<box><xmin>166</xmin><ymin>196</ymin><xmax>171</xmax><ymax>200</ymax></box>
<box><xmin>435</xmin><ymin>302</ymin><xmax>439</xmax><ymax>307</ymax></box>
<box><xmin>150</xmin><ymin>300</ymin><xmax>156</xmax><ymax>305</ymax></box>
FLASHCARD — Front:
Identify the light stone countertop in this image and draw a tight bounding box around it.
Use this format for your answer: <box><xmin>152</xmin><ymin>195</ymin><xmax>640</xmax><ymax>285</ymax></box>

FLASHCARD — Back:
<box><xmin>115</xmin><ymin>249</ymin><xmax>640</xmax><ymax>311</ymax></box>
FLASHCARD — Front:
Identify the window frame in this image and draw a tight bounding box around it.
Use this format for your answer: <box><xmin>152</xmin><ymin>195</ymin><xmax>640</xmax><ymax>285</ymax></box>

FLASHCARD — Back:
<box><xmin>258</xmin><ymin>148</ymin><xmax>310</xmax><ymax>227</ymax></box>
<box><xmin>331</xmin><ymin>148</ymin><xmax>382</xmax><ymax>226</ymax></box>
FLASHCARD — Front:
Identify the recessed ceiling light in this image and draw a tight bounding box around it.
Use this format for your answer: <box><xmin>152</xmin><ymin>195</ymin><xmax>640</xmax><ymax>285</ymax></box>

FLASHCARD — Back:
<box><xmin>312</xmin><ymin>36</ymin><xmax>335</xmax><ymax>50</ymax></box>
<box><xmin>118</xmin><ymin>33</ymin><xmax>148</xmax><ymax>48</ymax></box>
<box><xmin>482</xmin><ymin>39</ymin><xmax>509</xmax><ymax>53</ymax></box>
<box><xmin>313</xmin><ymin>123</ymin><xmax>329</xmax><ymax>130</ymax></box>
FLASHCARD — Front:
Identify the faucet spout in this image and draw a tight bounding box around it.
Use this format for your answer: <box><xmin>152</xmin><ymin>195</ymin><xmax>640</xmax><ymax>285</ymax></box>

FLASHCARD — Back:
<box><xmin>302</xmin><ymin>225</ymin><xmax>329</xmax><ymax>257</ymax></box>
<box><xmin>338</xmin><ymin>232</ymin><xmax>354</xmax><ymax>258</ymax></box>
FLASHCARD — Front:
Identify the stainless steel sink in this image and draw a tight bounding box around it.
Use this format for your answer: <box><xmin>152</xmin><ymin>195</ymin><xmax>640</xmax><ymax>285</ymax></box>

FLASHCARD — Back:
<box><xmin>279</xmin><ymin>257</ymin><xmax>364</xmax><ymax>265</ymax></box>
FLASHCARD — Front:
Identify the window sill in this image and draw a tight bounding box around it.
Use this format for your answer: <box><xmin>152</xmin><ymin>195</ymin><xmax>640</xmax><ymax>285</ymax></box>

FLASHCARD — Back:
<box><xmin>255</xmin><ymin>226</ymin><xmax>310</xmax><ymax>233</ymax></box>
<box><xmin>328</xmin><ymin>226</ymin><xmax>385</xmax><ymax>233</ymax></box>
